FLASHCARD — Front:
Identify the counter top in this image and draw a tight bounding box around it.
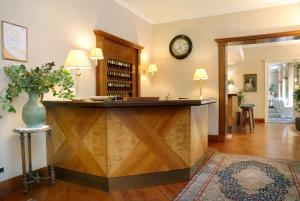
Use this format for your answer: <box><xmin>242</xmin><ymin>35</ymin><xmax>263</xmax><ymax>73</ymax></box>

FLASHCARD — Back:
<box><xmin>43</xmin><ymin>98</ymin><xmax>216</xmax><ymax>108</ymax></box>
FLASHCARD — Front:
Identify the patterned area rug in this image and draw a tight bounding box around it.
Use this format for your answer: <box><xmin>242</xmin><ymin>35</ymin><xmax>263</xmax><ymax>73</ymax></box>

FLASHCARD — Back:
<box><xmin>175</xmin><ymin>153</ymin><xmax>300</xmax><ymax>201</ymax></box>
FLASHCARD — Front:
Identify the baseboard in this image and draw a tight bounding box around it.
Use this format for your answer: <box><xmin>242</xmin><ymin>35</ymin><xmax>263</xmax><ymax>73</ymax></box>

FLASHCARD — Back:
<box><xmin>0</xmin><ymin>167</ymin><xmax>47</xmax><ymax>197</ymax></box>
<box><xmin>56</xmin><ymin>153</ymin><xmax>211</xmax><ymax>192</ymax></box>
<box><xmin>208</xmin><ymin>135</ymin><xmax>219</xmax><ymax>143</ymax></box>
<box><xmin>255</xmin><ymin>118</ymin><xmax>265</xmax><ymax>123</ymax></box>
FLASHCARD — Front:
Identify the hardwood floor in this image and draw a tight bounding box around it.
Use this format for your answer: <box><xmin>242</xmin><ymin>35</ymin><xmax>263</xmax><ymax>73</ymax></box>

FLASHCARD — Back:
<box><xmin>1</xmin><ymin>122</ymin><xmax>300</xmax><ymax>201</ymax></box>
<box><xmin>210</xmin><ymin>122</ymin><xmax>300</xmax><ymax>160</ymax></box>
<box><xmin>1</xmin><ymin>180</ymin><xmax>188</xmax><ymax>201</ymax></box>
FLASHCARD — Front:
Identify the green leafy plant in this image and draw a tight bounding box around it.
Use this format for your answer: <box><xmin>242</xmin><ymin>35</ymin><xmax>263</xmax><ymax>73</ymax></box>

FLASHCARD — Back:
<box><xmin>269</xmin><ymin>84</ymin><xmax>275</xmax><ymax>94</ymax></box>
<box><xmin>227</xmin><ymin>79</ymin><xmax>235</xmax><ymax>85</ymax></box>
<box><xmin>294</xmin><ymin>86</ymin><xmax>300</xmax><ymax>112</ymax></box>
<box><xmin>0</xmin><ymin>62</ymin><xmax>74</xmax><ymax>113</ymax></box>
<box><xmin>237</xmin><ymin>89</ymin><xmax>245</xmax><ymax>108</ymax></box>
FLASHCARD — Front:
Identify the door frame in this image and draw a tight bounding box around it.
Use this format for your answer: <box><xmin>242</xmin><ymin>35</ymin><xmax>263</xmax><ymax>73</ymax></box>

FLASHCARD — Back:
<box><xmin>215</xmin><ymin>30</ymin><xmax>300</xmax><ymax>142</ymax></box>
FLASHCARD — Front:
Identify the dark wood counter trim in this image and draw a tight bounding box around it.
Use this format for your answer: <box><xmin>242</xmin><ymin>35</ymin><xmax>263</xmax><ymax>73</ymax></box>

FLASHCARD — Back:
<box><xmin>43</xmin><ymin>99</ymin><xmax>216</xmax><ymax>108</ymax></box>
<box><xmin>55</xmin><ymin>153</ymin><xmax>212</xmax><ymax>192</ymax></box>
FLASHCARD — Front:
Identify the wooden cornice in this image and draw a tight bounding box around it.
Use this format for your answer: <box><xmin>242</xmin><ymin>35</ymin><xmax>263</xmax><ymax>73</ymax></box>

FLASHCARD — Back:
<box><xmin>94</xmin><ymin>29</ymin><xmax>144</xmax><ymax>50</ymax></box>
<box><xmin>215</xmin><ymin>30</ymin><xmax>300</xmax><ymax>45</ymax></box>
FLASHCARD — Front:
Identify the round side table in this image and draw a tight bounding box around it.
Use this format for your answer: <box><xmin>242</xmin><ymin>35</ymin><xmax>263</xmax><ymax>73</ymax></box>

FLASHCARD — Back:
<box><xmin>13</xmin><ymin>125</ymin><xmax>55</xmax><ymax>193</ymax></box>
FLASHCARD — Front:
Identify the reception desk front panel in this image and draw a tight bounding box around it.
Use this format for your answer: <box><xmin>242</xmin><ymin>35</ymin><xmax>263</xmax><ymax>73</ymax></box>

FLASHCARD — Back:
<box><xmin>44</xmin><ymin>99</ymin><xmax>215</xmax><ymax>191</ymax></box>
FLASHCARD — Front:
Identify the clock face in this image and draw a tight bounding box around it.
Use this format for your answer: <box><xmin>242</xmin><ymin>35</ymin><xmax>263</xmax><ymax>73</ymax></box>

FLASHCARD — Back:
<box><xmin>169</xmin><ymin>35</ymin><xmax>192</xmax><ymax>59</ymax></box>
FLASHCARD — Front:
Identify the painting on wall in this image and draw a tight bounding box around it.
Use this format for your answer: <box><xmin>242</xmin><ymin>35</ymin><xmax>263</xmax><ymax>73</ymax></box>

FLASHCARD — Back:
<box><xmin>1</xmin><ymin>21</ymin><xmax>27</xmax><ymax>62</ymax></box>
<box><xmin>244</xmin><ymin>74</ymin><xmax>257</xmax><ymax>92</ymax></box>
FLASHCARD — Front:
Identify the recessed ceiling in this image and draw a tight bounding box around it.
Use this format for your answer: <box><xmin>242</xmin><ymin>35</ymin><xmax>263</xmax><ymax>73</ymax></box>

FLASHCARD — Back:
<box><xmin>113</xmin><ymin>0</ymin><xmax>300</xmax><ymax>24</ymax></box>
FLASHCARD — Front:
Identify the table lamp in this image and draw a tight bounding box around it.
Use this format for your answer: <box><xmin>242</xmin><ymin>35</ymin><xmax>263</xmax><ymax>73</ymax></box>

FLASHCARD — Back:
<box><xmin>193</xmin><ymin>68</ymin><xmax>208</xmax><ymax>98</ymax></box>
<box><xmin>148</xmin><ymin>64</ymin><xmax>158</xmax><ymax>76</ymax></box>
<box><xmin>64</xmin><ymin>50</ymin><xmax>92</xmax><ymax>98</ymax></box>
<box><xmin>89</xmin><ymin>48</ymin><xmax>104</xmax><ymax>65</ymax></box>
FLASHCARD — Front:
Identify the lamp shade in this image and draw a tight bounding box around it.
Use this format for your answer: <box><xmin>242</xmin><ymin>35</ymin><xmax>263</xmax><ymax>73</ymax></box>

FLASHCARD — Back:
<box><xmin>193</xmin><ymin>68</ymin><xmax>208</xmax><ymax>80</ymax></box>
<box><xmin>64</xmin><ymin>50</ymin><xmax>92</xmax><ymax>69</ymax></box>
<box><xmin>89</xmin><ymin>48</ymin><xmax>104</xmax><ymax>60</ymax></box>
<box><xmin>148</xmin><ymin>64</ymin><xmax>158</xmax><ymax>74</ymax></box>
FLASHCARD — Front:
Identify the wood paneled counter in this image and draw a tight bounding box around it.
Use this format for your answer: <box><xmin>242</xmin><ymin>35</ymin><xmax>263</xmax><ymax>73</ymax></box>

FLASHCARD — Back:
<box><xmin>44</xmin><ymin>98</ymin><xmax>216</xmax><ymax>191</ymax></box>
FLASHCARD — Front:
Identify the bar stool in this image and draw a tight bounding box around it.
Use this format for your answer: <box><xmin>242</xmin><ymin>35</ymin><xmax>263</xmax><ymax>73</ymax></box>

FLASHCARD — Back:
<box><xmin>13</xmin><ymin>125</ymin><xmax>55</xmax><ymax>193</ymax></box>
<box><xmin>240</xmin><ymin>104</ymin><xmax>255</xmax><ymax>132</ymax></box>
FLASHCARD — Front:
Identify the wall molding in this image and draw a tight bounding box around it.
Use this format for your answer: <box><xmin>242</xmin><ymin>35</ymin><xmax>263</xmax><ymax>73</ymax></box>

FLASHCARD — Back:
<box><xmin>255</xmin><ymin>118</ymin><xmax>265</xmax><ymax>123</ymax></box>
<box><xmin>208</xmin><ymin>135</ymin><xmax>219</xmax><ymax>143</ymax></box>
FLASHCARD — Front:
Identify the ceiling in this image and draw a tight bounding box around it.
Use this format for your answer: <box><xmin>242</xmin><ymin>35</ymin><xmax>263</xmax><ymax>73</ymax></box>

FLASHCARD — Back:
<box><xmin>113</xmin><ymin>0</ymin><xmax>300</xmax><ymax>24</ymax></box>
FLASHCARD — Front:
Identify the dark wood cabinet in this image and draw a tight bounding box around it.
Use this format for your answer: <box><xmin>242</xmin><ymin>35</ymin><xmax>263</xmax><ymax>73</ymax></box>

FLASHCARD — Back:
<box><xmin>94</xmin><ymin>30</ymin><xmax>143</xmax><ymax>100</ymax></box>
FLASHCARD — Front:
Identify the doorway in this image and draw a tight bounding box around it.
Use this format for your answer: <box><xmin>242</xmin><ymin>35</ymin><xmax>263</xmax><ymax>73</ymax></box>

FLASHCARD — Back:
<box><xmin>265</xmin><ymin>59</ymin><xmax>300</xmax><ymax>124</ymax></box>
<box><xmin>216</xmin><ymin>30</ymin><xmax>300</xmax><ymax>142</ymax></box>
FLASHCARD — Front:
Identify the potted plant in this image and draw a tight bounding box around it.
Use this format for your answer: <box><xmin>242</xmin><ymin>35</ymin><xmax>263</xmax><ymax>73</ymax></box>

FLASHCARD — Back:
<box><xmin>0</xmin><ymin>62</ymin><xmax>74</xmax><ymax>128</ymax></box>
<box><xmin>294</xmin><ymin>86</ymin><xmax>300</xmax><ymax>131</ymax></box>
<box><xmin>237</xmin><ymin>89</ymin><xmax>245</xmax><ymax>125</ymax></box>
<box><xmin>237</xmin><ymin>89</ymin><xmax>245</xmax><ymax>108</ymax></box>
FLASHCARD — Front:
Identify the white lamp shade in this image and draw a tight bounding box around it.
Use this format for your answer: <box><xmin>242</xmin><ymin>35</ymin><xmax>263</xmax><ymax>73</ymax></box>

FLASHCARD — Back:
<box><xmin>193</xmin><ymin>68</ymin><xmax>208</xmax><ymax>80</ymax></box>
<box><xmin>148</xmin><ymin>64</ymin><xmax>158</xmax><ymax>73</ymax></box>
<box><xmin>89</xmin><ymin>48</ymin><xmax>104</xmax><ymax>60</ymax></box>
<box><xmin>64</xmin><ymin>50</ymin><xmax>92</xmax><ymax>69</ymax></box>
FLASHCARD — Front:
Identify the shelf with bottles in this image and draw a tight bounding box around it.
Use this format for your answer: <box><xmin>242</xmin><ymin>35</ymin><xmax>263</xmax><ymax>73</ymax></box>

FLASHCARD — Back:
<box><xmin>107</xmin><ymin>81</ymin><xmax>131</xmax><ymax>91</ymax></box>
<box><xmin>107</xmin><ymin>59</ymin><xmax>132</xmax><ymax>72</ymax></box>
<box><xmin>108</xmin><ymin>79</ymin><xmax>132</xmax><ymax>83</ymax></box>
<box><xmin>107</xmin><ymin>70</ymin><xmax>131</xmax><ymax>81</ymax></box>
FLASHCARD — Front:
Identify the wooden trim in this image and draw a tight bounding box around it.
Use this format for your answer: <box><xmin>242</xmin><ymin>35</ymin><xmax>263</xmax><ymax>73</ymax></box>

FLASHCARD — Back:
<box><xmin>43</xmin><ymin>99</ymin><xmax>217</xmax><ymax>108</ymax></box>
<box><xmin>55</xmin><ymin>167</ymin><xmax>109</xmax><ymax>191</ymax></box>
<box><xmin>0</xmin><ymin>167</ymin><xmax>47</xmax><ymax>196</ymax></box>
<box><xmin>215</xmin><ymin>30</ymin><xmax>300</xmax><ymax>45</ymax></box>
<box><xmin>54</xmin><ymin>153</ymin><xmax>211</xmax><ymax>192</ymax></box>
<box><xmin>94</xmin><ymin>30</ymin><xmax>144</xmax><ymax>50</ymax></box>
<box><xmin>215</xmin><ymin>30</ymin><xmax>300</xmax><ymax>143</ymax></box>
<box><xmin>56</xmin><ymin>167</ymin><xmax>189</xmax><ymax>192</ymax></box>
<box><xmin>255</xmin><ymin>118</ymin><xmax>265</xmax><ymax>123</ymax></box>
<box><xmin>208</xmin><ymin>135</ymin><xmax>219</xmax><ymax>143</ymax></box>
<box><xmin>218</xmin><ymin>42</ymin><xmax>227</xmax><ymax>143</ymax></box>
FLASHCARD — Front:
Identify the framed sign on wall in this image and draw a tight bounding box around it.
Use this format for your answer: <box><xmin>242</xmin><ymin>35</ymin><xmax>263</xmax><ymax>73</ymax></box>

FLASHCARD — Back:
<box><xmin>1</xmin><ymin>21</ymin><xmax>27</xmax><ymax>62</ymax></box>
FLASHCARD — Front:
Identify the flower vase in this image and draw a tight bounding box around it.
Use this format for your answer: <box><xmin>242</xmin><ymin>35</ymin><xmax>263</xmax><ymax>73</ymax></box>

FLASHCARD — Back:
<box><xmin>22</xmin><ymin>91</ymin><xmax>46</xmax><ymax>128</ymax></box>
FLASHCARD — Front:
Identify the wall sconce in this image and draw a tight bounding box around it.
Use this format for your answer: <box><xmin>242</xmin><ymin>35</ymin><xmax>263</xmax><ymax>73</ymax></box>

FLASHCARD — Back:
<box><xmin>148</xmin><ymin>64</ymin><xmax>158</xmax><ymax>76</ymax></box>
<box><xmin>89</xmin><ymin>48</ymin><xmax>104</xmax><ymax>65</ymax></box>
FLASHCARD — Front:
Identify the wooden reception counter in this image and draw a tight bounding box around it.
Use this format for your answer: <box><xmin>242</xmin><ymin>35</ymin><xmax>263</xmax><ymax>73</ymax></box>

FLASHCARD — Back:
<box><xmin>43</xmin><ymin>98</ymin><xmax>216</xmax><ymax>191</ymax></box>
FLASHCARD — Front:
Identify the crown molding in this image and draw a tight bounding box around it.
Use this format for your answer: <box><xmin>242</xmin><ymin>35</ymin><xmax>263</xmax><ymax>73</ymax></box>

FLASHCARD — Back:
<box><xmin>114</xmin><ymin>0</ymin><xmax>299</xmax><ymax>24</ymax></box>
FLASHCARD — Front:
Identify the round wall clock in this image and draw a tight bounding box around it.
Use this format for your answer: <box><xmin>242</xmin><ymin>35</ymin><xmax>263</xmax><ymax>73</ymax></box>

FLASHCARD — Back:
<box><xmin>169</xmin><ymin>35</ymin><xmax>193</xmax><ymax>59</ymax></box>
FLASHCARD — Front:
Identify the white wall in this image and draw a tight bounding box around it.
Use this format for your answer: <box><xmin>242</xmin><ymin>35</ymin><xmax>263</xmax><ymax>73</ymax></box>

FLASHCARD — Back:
<box><xmin>150</xmin><ymin>3</ymin><xmax>300</xmax><ymax>134</ymax></box>
<box><xmin>0</xmin><ymin>0</ymin><xmax>152</xmax><ymax>181</ymax></box>
<box><xmin>228</xmin><ymin>44</ymin><xmax>300</xmax><ymax>118</ymax></box>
